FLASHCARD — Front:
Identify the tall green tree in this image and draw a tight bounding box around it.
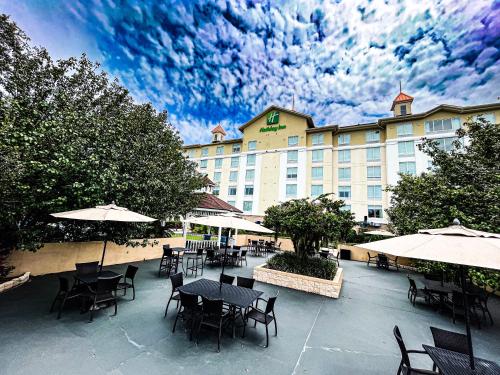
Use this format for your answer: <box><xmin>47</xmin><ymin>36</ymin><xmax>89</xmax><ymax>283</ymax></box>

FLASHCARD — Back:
<box><xmin>0</xmin><ymin>15</ymin><xmax>204</xmax><ymax>271</ymax></box>
<box><xmin>263</xmin><ymin>195</ymin><xmax>355</xmax><ymax>257</ymax></box>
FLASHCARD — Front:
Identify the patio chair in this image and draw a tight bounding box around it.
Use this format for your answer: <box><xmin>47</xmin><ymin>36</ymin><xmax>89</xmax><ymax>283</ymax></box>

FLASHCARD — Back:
<box><xmin>49</xmin><ymin>277</ymin><xmax>87</xmax><ymax>319</ymax></box>
<box><xmin>117</xmin><ymin>265</ymin><xmax>138</xmax><ymax>300</ymax></box>
<box><xmin>219</xmin><ymin>273</ymin><xmax>235</xmax><ymax>285</ymax></box>
<box><xmin>82</xmin><ymin>275</ymin><xmax>122</xmax><ymax>322</ymax></box>
<box><xmin>319</xmin><ymin>250</ymin><xmax>330</xmax><ymax>259</ymax></box>
<box><xmin>446</xmin><ymin>291</ymin><xmax>481</xmax><ymax>328</ymax></box>
<box><xmin>367</xmin><ymin>252</ymin><xmax>378</xmax><ymax>267</ymax></box>
<box><xmin>393</xmin><ymin>325</ymin><xmax>437</xmax><ymax>375</ymax></box>
<box><xmin>158</xmin><ymin>245</ymin><xmax>176</xmax><ymax>277</ymax></box>
<box><xmin>243</xmin><ymin>292</ymin><xmax>278</xmax><ymax>348</ymax></box>
<box><xmin>237</xmin><ymin>276</ymin><xmax>255</xmax><ymax>289</ymax></box>
<box><xmin>196</xmin><ymin>297</ymin><xmax>230</xmax><ymax>352</ymax></box>
<box><xmin>230</xmin><ymin>250</ymin><xmax>240</xmax><ymax>267</ymax></box>
<box><xmin>469</xmin><ymin>287</ymin><xmax>494</xmax><ymax>325</ymax></box>
<box><xmin>75</xmin><ymin>262</ymin><xmax>99</xmax><ymax>284</ymax></box>
<box><xmin>164</xmin><ymin>272</ymin><xmax>184</xmax><ymax>318</ymax></box>
<box><xmin>204</xmin><ymin>248</ymin><xmax>218</xmax><ymax>266</ymax></box>
<box><xmin>377</xmin><ymin>254</ymin><xmax>390</xmax><ymax>269</ymax></box>
<box><xmin>172</xmin><ymin>291</ymin><xmax>201</xmax><ymax>340</ymax></box>
<box><xmin>238</xmin><ymin>250</ymin><xmax>248</xmax><ymax>267</ymax></box>
<box><xmin>429</xmin><ymin>326</ymin><xmax>469</xmax><ymax>371</ymax></box>
<box><xmin>407</xmin><ymin>276</ymin><xmax>430</xmax><ymax>306</ymax></box>
<box><xmin>186</xmin><ymin>248</ymin><xmax>204</xmax><ymax>278</ymax></box>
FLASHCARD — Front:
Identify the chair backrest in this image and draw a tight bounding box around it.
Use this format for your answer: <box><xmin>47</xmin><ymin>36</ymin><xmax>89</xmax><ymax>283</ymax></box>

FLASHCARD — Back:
<box><xmin>233</xmin><ymin>245</ymin><xmax>241</xmax><ymax>250</ymax></box>
<box><xmin>241</xmin><ymin>250</ymin><xmax>247</xmax><ymax>257</ymax></box>
<box><xmin>430</xmin><ymin>326</ymin><xmax>469</xmax><ymax>355</ymax></box>
<box><xmin>179</xmin><ymin>290</ymin><xmax>199</xmax><ymax>310</ymax></box>
<box><xmin>96</xmin><ymin>275</ymin><xmax>121</xmax><ymax>295</ymax></box>
<box><xmin>196</xmin><ymin>248</ymin><xmax>204</xmax><ymax>256</ymax></box>
<box><xmin>452</xmin><ymin>290</ymin><xmax>465</xmax><ymax>306</ymax></box>
<box><xmin>170</xmin><ymin>272</ymin><xmax>184</xmax><ymax>290</ymax></box>
<box><xmin>237</xmin><ymin>276</ymin><xmax>255</xmax><ymax>289</ymax></box>
<box><xmin>251</xmin><ymin>240</ymin><xmax>258</xmax><ymax>245</ymax></box>
<box><xmin>201</xmin><ymin>297</ymin><xmax>224</xmax><ymax>316</ymax></box>
<box><xmin>75</xmin><ymin>261</ymin><xmax>99</xmax><ymax>276</ymax></box>
<box><xmin>220</xmin><ymin>273</ymin><xmax>235</xmax><ymax>285</ymax></box>
<box><xmin>319</xmin><ymin>251</ymin><xmax>329</xmax><ymax>259</ymax></box>
<box><xmin>378</xmin><ymin>254</ymin><xmax>388</xmax><ymax>262</ymax></box>
<box><xmin>393</xmin><ymin>325</ymin><xmax>411</xmax><ymax>368</ymax></box>
<box><xmin>58</xmin><ymin>277</ymin><xmax>70</xmax><ymax>293</ymax></box>
<box><xmin>408</xmin><ymin>277</ymin><xmax>417</xmax><ymax>291</ymax></box>
<box><xmin>125</xmin><ymin>265</ymin><xmax>139</xmax><ymax>280</ymax></box>
<box><xmin>265</xmin><ymin>292</ymin><xmax>279</xmax><ymax>314</ymax></box>
<box><xmin>206</xmin><ymin>249</ymin><xmax>215</xmax><ymax>258</ymax></box>
<box><xmin>163</xmin><ymin>244</ymin><xmax>172</xmax><ymax>257</ymax></box>
<box><xmin>231</xmin><ymin>251</ymin><xmax>239</xmax><ymax>258</ymax></box>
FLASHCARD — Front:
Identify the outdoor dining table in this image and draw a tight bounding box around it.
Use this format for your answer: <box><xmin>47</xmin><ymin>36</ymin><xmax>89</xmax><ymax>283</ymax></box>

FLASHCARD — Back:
<box><xmin>178</xmin><ymin>278</ymin><xmax>263</xmax><ymax>338</ymax></box>
<box><xmin>423</xmin><ymin>344</ymin><xmax>500</xmax><ymax>375</ymax></box>
<box><xmin>74</xmin><ymin>270</ymin><xmax>121</xmax><ymax>285</ymax></box>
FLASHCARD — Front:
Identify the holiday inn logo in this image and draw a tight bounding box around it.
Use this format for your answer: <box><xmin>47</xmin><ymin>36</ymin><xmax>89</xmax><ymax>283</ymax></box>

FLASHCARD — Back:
<box><xmin>266</xmin><ymin>111</ymin><xmax>280</xmax><ymax>125</ymax></box>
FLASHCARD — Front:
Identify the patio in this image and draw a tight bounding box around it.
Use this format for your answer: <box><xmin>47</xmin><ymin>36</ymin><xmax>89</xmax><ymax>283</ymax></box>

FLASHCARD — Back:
<box><xmin>0</xmin><ymin>256</ymin><xmax>498</xmax><ymax>375</ymax></box>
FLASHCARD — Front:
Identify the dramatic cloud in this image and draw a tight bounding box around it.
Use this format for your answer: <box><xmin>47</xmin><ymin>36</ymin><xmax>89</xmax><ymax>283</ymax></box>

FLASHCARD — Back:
<box><xmin>2</xmin><ymin>0</ymin><xmax>499</xmax><ymax>144</ymax></box>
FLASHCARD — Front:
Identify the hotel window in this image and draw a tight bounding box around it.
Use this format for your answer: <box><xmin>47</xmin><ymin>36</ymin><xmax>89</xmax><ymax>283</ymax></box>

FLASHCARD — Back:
<box><xmin>243</xmin><ymin>201</ymin><xmax>253</xmax><ymax>212</ymax></box>
<box><xmin>338</xmin><ymin>167</ymin><xmax>351</xmax><ymax>180</ymax></box>
<box><xmin>400</xmin><ymin>104</ymin><xmax>407</xmax><ymax>116</ymax></box>
<box><xmin>366</xmin><ymin>130</ymin><xmax>380</xmax><ymax>143</ymax></box>
<box><xmin>399</xmin><ymin>161</ymin><xmax>416</xmax><ymax>175</ymax></box>
<box><xmin>201</xmin><ymin>147</ymin><xmax>208</xmax><ymax>157</ymax></box>
<box><xmin>425</xmin><ymin>118</ymin><xmax>460</xmax><ymax>134</ymax></box>
<box><xmin>213</xmin><ymin>187</ymin><xmax>220</xmax><ymax>196</ymax></box>
<box><xmin>366</xmin><ymin>147</ymin><xmax>381</xmax><ymax>161</ymax></box>
<box><xmin>288</xmin><ymin>136</ymin><xmax>299</xmax><ymax>147</ymax></box>
<box><xmin>312</xmin><ymin>133</ymin><xmax>324</xmax><ymax>145</ymax></box>
<box><xmin>436</xmin><ymin>137</ymin><xmax>458</xmax><ymax>152</ymax></box>
<box><xmin>398</xmin><ymin>141</ymin><xmax>414</xmax><ymax>156</ymax></box>
<box><xmin>214</xmin><ymin>158</ymin><xmax>223</xmax><ymax>169</ymax></box>
<box><xmin>367</xmin><ymin>185</ymin><xmax>382</xmax><ymax>200</ymax></box>
<box><xmin>340</xmin><ymin>205</ymin><xmax>351</xmax><ymax>212</ymax></box>
<box><xmin>213</xmin><ymin>172</ymin><xmax>221</xmax><ymax>183</ymax></box>
<box><xmin>473</xmin><ymin>113</ymin><xmax>495</xmax><ymax>123</ymax></box>
<box><xmin>311</xmin><ymin>167</ymin><xmax>323</xmax><ymax>180</ymax></box>
<box><xmin>227</xmin><ymin>200</ymin><xmax>236</xmax><ymax>207</ymax></box>
<box><xmin>244</xmin><ymin>185</ymin><xmax>254</xmax><ymax>196</ymax></box>
<box><xmin>311</xmin><ymin>184</ymin><xmax>323</xmax><ymax>198</ymax></box>
<box><xmin>368</xmin><ymin>205</ymin><xmax>383</xmax><ymax>218</ymax></box>
<box><xmin>287</xmin><ymin>150</ymin><xmax>298</xmax><ymax>163</ymax></box>
<box><xmin>338</xmin><ymin>149</ymin><xmax>350</xmax><ymax>163</ymax></box>
<box><xmin>232</xmin><ymin>144</ymin><xmax>241</xmax><ymax>153</ymax></box>
<box><xmin>286</xmin><ymin>167</ymin><xmax>298</xmax><ymax>179</ymax></box>
<box><xmin>245</xmin><ymin>169</ymin><xmax>255</xmax><ymax>181</ymax></box>
<box><xmin>248</xmin><ymin>140</ymin><xmax>257</xmax><ymax>151</ymax></box>
<box><xmin>338</xmin><ymin>134</ymin><xmax>350</xmax><ymax>145</ymax></box>
<box><xmin>230</xmin><ymin>156</ymin><xmax>239</xmax><ymax>168</ymax></box>
<box><xmin>216</xmin><ymin>146</ymin><xmax>224</xmax><ymax>155</ymax></box>
<box><xmin>367</xmin><ymin>166</ymin><xmax>381</xmax><ymax>180</ymax></box>
<box><xmin>397</xmin><ymin>123</ymin><xmax>413</xmax><ymax>137</ymax></box>
<box><xmin>228</xmin><ymin>186</ymin><xmax>237</xmax><ymax>196</ymax></box>
<box><xmin>286</xmin><ymin>184</ymin><xmax>297</xmax><ymax>197</ymax></box>
<box><xmin>338</xmin><ymin>186</ymin><xmax>351</xmax><ymax>199</ymax></box>
<box><xmin>246</xmin><ymin>154</ymin><xmax>256</xmax><ymax>166</ymax></box>
<box><xmin>312</xmin><ymin>149</ymin><xmax>324</xmax><ymax>163</ymax></box>
<box><xmin>199</xmin><ymin>159</ymin><xmax>207</xmax><ymax>169</ymax></box>
<box><xmin>229</xmin><ymin>171</ymin><xmax>238</xmax><ymax>182</ymax></box>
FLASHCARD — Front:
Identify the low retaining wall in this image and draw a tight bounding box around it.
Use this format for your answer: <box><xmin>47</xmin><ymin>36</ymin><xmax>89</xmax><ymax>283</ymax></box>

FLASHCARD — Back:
<box><xmin>7</xmin><ymin>237</ymin><xmax>185</xmax><ymax>277</ymax></box>
<box><xmin>235</xmin><ymin>234</ymin><xmax>294</xmax><ymax>251</ymax></box>
<box><xmin>254</xmin><ymin>264</ymin><xmax>343</xmax><ymax>298</ymax></box>
<box><xmin>338</xmin><ymin>244</ymin><xmax>413</xmax><ymax>267</ymax></box>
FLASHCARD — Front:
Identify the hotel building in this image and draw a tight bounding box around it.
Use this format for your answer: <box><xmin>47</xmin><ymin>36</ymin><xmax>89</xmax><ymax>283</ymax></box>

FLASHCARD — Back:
<box><xmin>183</xmin><ymin>92</ymin><xmax>499</xmax><ymax>225</ymax></box>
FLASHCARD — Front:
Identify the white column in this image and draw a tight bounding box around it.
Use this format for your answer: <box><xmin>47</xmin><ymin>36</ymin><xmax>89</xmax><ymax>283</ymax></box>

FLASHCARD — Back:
<box><xmin>217</xmin><ymin>226</ymin><xmax>222</xmax><ymax>248</ymax></box>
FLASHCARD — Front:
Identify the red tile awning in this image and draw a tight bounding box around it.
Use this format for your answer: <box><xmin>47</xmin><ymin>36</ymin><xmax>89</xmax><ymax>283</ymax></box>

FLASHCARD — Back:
<box><xmin>196</xmin><ymin>193</ymin><xmax>242</xmax><ymax>213</ymax></box>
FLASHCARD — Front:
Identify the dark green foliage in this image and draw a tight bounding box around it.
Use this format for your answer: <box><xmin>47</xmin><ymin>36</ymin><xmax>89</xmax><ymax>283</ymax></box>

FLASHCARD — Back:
<box><xmin>0</xmin><ymin>15</ymin><xmax>204</xmax><ymax>272</ymax></box>
<box><xmin>266</xmin><ymin>252</ymin><xmax>337</xmax><ymax>280</ymax></box>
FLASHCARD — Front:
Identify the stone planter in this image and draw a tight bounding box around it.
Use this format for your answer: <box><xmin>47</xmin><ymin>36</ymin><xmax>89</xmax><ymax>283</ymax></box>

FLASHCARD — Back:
<box><xmin>0</xmin><ymin>272</ymin><xmax>30</xmax><ymax>293</ymax></box>
<box><xmin>254</xmin><ymin>264</ymin><xmax>343</xmax><ymax>298</ymax></box>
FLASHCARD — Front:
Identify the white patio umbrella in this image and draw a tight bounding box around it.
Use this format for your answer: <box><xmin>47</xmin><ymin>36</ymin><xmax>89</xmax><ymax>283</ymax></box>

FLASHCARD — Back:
<box><xmin>51</xmin><ymin>203</ymin><xmax>156</xmax><ymax>271</ymax></box>
<box><xmin>358</xmin><ymin>219</ymin><xmax>500</xmax><ymax>370</ymax></box>
<box><xmin>183</xmin><ymin>213</ymin><xmax>274</xmax><ymax>276</ymax></box>
<box><xmin>364</xmin><ymin>230</ymin><xmax>396</xmax><ymax>237</ymax></box>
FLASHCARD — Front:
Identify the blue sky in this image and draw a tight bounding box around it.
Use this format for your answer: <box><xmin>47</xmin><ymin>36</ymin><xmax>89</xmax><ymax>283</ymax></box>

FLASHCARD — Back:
<box><xmin>2</xmin><ymin>0</ymin><xmax>499</xmax><ymax>144</ymax></box>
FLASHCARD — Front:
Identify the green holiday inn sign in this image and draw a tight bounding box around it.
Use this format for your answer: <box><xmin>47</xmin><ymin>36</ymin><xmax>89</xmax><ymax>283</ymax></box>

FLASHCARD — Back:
<box><xmin>261</xmin><ymin>111</ymin><xmax>286</xmax><ymax>132</ymax></box>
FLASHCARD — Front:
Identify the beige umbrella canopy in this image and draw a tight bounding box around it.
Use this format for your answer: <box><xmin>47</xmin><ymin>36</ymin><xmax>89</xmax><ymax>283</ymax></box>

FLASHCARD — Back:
<box><xmin>51</xmin><ymin>203</ymin><xmax>156</xmax><ymax>271</ymax></box>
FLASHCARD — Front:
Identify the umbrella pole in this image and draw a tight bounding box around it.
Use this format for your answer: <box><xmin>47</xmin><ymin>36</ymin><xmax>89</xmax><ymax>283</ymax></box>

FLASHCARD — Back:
<box><xmin>99</xmin><ymin>237</ymin><xmax>108</xmax><ymax>273</ymax></box>
<box><xmin>460</xmin><ymin>265</ymin><xmax>475</xmax><ymax>370</ymax></box>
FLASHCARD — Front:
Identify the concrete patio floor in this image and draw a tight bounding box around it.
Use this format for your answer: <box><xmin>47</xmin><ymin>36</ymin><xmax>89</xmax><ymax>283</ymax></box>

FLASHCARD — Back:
<box><xmin>0</xmin><ymin>255</ymin><xmax>499</xmax><ymax>375</ymax></box>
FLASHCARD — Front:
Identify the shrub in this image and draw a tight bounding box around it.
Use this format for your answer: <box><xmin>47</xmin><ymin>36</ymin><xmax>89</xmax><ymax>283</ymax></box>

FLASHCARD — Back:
<box><xmin>266</xmin><ymin>252</ymin><xmax>337</xmax><ymax>280</ymax></box>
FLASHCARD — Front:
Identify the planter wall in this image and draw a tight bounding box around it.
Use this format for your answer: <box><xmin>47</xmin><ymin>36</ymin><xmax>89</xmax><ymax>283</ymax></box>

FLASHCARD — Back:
<box><xmin>254</xmin><ymin>264</ymin><xmax>343</xmax><ymax>298</ymax></box>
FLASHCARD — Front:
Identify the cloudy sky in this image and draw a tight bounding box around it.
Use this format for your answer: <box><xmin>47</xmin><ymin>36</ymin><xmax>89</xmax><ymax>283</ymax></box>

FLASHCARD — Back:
<box><xmin>2</xmin><ymin>0</ymin><xmax>499</xmax><ymax>144</ymax></box>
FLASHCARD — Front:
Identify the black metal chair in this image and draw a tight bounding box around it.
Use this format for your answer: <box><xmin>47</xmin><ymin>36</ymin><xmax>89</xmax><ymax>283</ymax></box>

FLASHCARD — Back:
<box><xmin>408</xmin><ymin>276</ymin><xmax>430</xmax><ymax>306</ymax></box>
<box><xmin>49</xmin><ymin>277</ymin><xmax>87</xmax><ymax>319</ymax></box>
<box><xmin>243</xmin><ymin>292</ymin><xmax>278</xmax><ymax>347</ymax></box>
<box><xmin>158</xmin><ymin>245</ymin><xmax>176</xmax><ymax>277</ymax></box>
<box><xmin>204</xmin><ymin>249</ymin><xmax>218</xmax><ymax>266</ymax></box>
<box><xmin>196</xmin><ymin>297</ymin><xmax>230</xmax><ymax>352</ymax></box>
<box><xmin>367</xmin><ymin>252</ymin><xmax>378</xmax><ymax>267</ymax></box>
<box><xmin>172</xmin><ymin>291</ymin><xmax>201</xmax><ymax>340</ymax></box>
<box><xmin>319</xmin><ymin>250</ymin><xmax>330</xmax><ymax>259</ymax></box>
<box><xmin>82</xmin><ymin>275</ymin><xmax>122</xmax><ymax>322</ymax></box>
<box><xmin>219</xmin><ymin>273</ymin><xmax>235</xmax><ymax>285</ymax></box>
<box><xmin>117</xmin><ymin>265</ymin><xmax>138</xmax><ymax>300</ymax></box>
<box><xmin>393</xmin><ymin>325</ymin><xmax>437</xmax><ymax>375</ymax></box>
<box><xmin>230</xmin><ymin>250</ymin><xmax>240</xmax><ymax>267</ymax></box>
<box><xmin>186</xmin><ymin>248</ymin><xmax>204</xmax><ymax>277</ymax></box>
<box><xmin>238</xmin><ymin>250</ymin><xmax>248</xmax><ymax>267</ymax></box>
<box><xmin>470</xmin><ymin>287</ymin><xmax>494</xmax><ymax>325</ymax></box>
<box><xmin>237</xmin><ymin>276</ymin><xmax>255</xmax><ymax>289</ymax></box>
<box><xmin>377</xmin><ymin>254</ymin><xmax>390</xmax><ymax>269</ymax></box>
<box><xmin>75</xmin><ymin>261</ymin><xmax>99</xmax><ymax>281</ymax></box>
<box><xmin>429</xmin><ymin>326</ymin><xmax>469</xmax><ymax>371</ymax></box>
<box><xmin>164</xmin><ymin>272</ymin><xmax>183</xmax><ymax>318</ymax></box>
<box><xmin>447</xmin><ymin>291</ymin><xmax>481</xmax><ymax>328</ymax></box>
